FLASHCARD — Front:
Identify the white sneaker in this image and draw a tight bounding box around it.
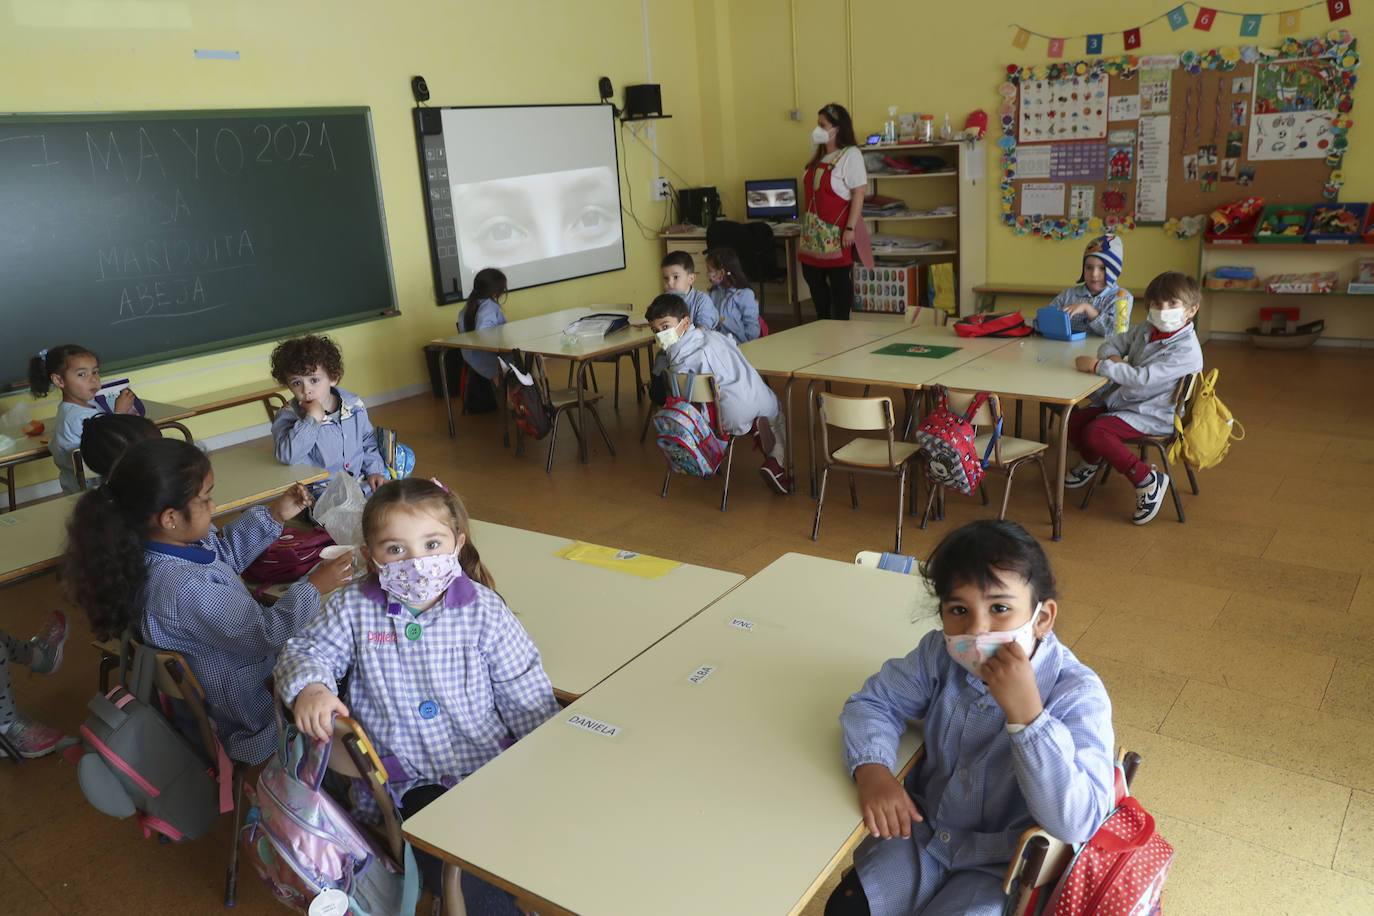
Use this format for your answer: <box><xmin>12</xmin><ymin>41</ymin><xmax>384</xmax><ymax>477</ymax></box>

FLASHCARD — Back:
<box><xmin>1063</xmin><ymin>460</ymin><xmax>1100</xmax><ymax>489</ymax></box>
<box><xmin>1132</xmin><ymin>471</ymin><xmax>1171</xmax><ymax>525</ymax></box>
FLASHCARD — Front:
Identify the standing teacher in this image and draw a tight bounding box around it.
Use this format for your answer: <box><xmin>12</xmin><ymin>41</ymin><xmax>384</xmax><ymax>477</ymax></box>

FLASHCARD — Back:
<box><xmin>799</xmin><ymin>102</ymin><xmax>873</xmax><ymax>321</ymax></box>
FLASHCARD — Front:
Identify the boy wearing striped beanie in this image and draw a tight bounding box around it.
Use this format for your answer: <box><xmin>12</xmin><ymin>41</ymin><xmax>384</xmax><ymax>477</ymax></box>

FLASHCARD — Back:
<box><xmin>1045</xmin><ymin>234</ymin><xmax>1131</xmax><ymax>336</ymax></box>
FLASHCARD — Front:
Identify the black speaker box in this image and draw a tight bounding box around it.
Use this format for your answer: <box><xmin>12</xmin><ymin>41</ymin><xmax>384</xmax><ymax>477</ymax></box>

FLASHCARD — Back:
<box><xmin>624</xmin><ymin>84</ymin><xmax>663</xmax><ymax>118</ymax></box>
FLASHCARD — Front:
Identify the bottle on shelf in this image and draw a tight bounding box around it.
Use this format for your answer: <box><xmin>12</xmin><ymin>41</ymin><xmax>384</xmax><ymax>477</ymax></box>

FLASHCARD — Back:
<box><xmin>939</xmin><ymin>112</ymin><xmax>953</xmax><ymax>141</ymax></box>
<box><xmin>1115</xmin><ymin>289</ymin><xmax>1131</xmax><ymax>334</ymax></box>
<box><xmin>886</xmin><ymin>105</ymin><xmax>898</xmax><ymax>144</ymax></box>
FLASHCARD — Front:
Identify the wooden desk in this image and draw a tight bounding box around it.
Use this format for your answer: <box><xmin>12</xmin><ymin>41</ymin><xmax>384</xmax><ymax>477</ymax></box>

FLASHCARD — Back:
<box><xmin>430</xmin><ymin>307</ymin><xmax>627</xmax><ymax>438</ymax></box>
<box><xmin>661</xmin><ymin>224</ymin><xmax>803</xmax><ymax>322</ymax></box>
<box><xmin>0</xmin><ymin>445</ymin><xmax>327</xmax><ymax>586</ymax></box>
<box><xmin>740</xmin><ymin>317</ymin><xmax>911</xmax><ymax>490</ymax></box>
<box><xmin>403</xmin><ymin>552</ymin><xmax>936</xmax><ymax>916</ymax></box>
<box><xmin>470</xmin><ymin>520</ymin><xmax>743</xmax><ymax>703</ymax></box>
<box><xmin>934</xmin><ymin>336</ymin><xmax>1108</xmax><ymax>541</ymax></box>
<box><xmin>173</xmin><ymin>380</ymin><xmax>288</xmax><ymax>424</ymax></box>
<box><xmin>794</xmin><ymin>327</ymin><xmax>1015</xmax><ymax>495</ymax></box>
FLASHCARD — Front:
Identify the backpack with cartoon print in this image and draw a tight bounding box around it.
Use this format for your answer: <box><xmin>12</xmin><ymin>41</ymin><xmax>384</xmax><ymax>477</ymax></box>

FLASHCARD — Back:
<box><xmin>914</xmin><ymin>385</ymin><xmax>999</xmax><ymax>496</ymax></box>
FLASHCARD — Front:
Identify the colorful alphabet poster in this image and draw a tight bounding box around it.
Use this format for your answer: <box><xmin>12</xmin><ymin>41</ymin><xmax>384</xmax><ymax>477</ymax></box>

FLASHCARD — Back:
<box><xmin>1019</xmin><ymin>77</ymin><xmax>1109</xmax><ymax>142</ymax></box>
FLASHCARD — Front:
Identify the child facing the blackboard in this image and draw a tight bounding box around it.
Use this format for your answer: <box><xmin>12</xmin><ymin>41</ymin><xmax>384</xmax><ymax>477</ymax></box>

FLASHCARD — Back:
<box><xmin>1044</xmin><ymin>235</ymin><xmax>1132</xmax><ymax>336</ymax></box>
<box><xmin>28</xmin><ymin>344</ymin><xmax>143</xmax><ymax>494</ymax></box>
<box><xmin>269</xmin><ymin>333</ymin><xmax>388</xmax><ymax>497</ymax></box>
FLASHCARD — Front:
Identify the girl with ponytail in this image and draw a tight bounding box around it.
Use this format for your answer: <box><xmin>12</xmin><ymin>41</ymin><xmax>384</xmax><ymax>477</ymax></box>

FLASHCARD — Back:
<box><xmin>275</xmin><ymin>477</ymin><xmax>557</xmax><ymax>912</ymax></box>
<box><xmin>63</xmin><ymin>438</ymin><xmax>352</xmax><ymax>764</ymax></box>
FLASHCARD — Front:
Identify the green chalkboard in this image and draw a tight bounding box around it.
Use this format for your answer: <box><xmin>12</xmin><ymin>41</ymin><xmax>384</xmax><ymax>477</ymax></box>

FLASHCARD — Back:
<box><xmin>0</xmin><ymin>108</ymin><xmax>396</xmax><ymax>388</ymax></box>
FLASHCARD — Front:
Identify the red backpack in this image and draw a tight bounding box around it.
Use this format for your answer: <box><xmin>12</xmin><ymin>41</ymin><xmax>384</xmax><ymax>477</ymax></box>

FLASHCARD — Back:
<box><xmin>954</xmin><ymin>311</ymin><xmax>1032</xmax><ymax>337</ymax></box>
<box><xmin>242</xmin><ymin>526</ymin><xmax>334</xmax><ymax>600</ymax></box>
<box><xmin>914</xmin><ymin>385</ymin><xmax>999</xmax><ymax>496</ymax></box>
<box><xmin>1046</xmin><ymin>794</ymin><xmax>1174</xmax><ymax>916</ymax></box>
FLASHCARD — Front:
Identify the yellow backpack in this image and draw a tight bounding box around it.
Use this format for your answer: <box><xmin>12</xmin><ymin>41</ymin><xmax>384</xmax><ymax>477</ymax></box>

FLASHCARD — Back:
<box><xmin>1168</xmin><ymin>368</ymin><xmax>1244</xmax><ymax>470</ymax></box>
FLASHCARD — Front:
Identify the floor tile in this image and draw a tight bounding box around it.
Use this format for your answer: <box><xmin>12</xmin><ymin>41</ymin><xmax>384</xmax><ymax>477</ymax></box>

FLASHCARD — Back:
<box><xmin>1213</xmin><ymin>590</ymin><xmax>1374</xmax><ymax>667</ymax></box>
<box><xmin>1120</xmin><ymin>725</ymin><xmax>1349</xmax><ymax>868</ymax></box>
<box><xmin>1134</xmin><ymin>541</ymin><xmax>1359</xmax><ymax>611</ymax></box>
<box><xmin>0</xmin><ymin>851</ymin><xmax>59</xmax><ymax>915</ymax></box>
<box><xmin>1320</xmin><ymin>659</ymin><xmax>1374</xmax><ymax>724</ymax></box>
<box><xmin>1262</xmin><ymin>527</ymin><xmax>1374</xmax><ymax>577</ymax></box>
<box><xmin>1071</xmin><ymin>652</ymin><xmax>1184</xmax><ymax>733</ymax></box>
<box><xmin>1160</xmin><ymin>680</ymin><xmax>1374</xmax><ymax>793</ymax></box>
<box><xmin>1334</xmin><ymin>790</ymin><xmax>1374</xmax><ymax>884</ymax></box>
<box><xmin>1074</xmin><ymin>614</ymin><xmax>1334</xmax><ymax>709</ymax></box>
<box><xmin>1054</xmin><ymin>558</ymin><xmax>1233</xmax><ymax>630</ymax></box>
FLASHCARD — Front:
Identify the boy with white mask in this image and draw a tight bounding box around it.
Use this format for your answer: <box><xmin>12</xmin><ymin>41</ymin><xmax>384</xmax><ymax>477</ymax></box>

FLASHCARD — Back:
<box><xmin>646</xmin><ymin>293</ymin><xmax>792</xmax><ymax>494</ymax></box>
<box><xmin>1066</xmin><ymin>270</ymin><xmax>1205</xmax><ymax>525</ymax></box>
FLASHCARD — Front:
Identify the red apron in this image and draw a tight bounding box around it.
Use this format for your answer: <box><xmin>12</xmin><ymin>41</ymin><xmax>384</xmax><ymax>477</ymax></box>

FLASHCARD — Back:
<box><xmin>799</xmin><ymin>151</ymin><xmax>873</xmax><ymax>269</ymax></box>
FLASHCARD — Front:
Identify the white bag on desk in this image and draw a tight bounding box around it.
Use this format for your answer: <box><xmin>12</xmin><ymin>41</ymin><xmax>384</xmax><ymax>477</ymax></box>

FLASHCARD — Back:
<box><xmin>313</xmin><ymin>473</ymin><xmax>365</xmax><ymax>551</ymax></box>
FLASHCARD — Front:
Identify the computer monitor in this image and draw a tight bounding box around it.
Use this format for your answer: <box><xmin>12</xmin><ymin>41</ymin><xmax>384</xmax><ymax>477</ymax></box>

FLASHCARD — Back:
<box><xmin>744</xmin><ymin>178</ymin><xmax>799</xmax><ymax>221</ymax></box>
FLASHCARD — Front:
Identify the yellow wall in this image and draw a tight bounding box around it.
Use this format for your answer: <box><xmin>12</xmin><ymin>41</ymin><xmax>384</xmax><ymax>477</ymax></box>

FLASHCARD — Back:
<box><xmin>1</xmin><ymin>0</ymin><xmax>705</xmax><ymax>486</ymax></box>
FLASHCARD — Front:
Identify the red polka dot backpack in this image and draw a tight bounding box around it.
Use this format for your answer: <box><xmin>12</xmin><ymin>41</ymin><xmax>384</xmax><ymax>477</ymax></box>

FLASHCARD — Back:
<box><xmin>1043</xmin><ymin>756</ymin><xmax>1174</xmax><ymax>916</ymax></box>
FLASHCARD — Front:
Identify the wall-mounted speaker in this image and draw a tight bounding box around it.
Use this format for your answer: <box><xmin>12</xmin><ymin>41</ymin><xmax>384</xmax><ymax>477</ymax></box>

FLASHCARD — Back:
<box><xmin>623</xmin><ymin>84</ymin><xmax>663</xmax><ymax>118</ymax></box>
<box><xmin>411</xmin><ymin>75</ymin><xmax>430</xmax><ymax>103</ymax></box>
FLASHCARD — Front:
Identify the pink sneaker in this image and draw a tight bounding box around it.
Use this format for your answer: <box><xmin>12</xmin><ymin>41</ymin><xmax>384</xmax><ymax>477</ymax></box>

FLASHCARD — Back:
<box><xmin>0</xmin><ymin>713</ymin><xmax>65</xmax><ymax>758</ymax></box>
<box><xmin>28</xmin><ymin>610</ymin><xmax>68</xmax><ymax>676</ymax></box>
<box><xmin>759</xmin><ymin>458</ymin><xmax>792</xmax><ymax>495</ymax></box>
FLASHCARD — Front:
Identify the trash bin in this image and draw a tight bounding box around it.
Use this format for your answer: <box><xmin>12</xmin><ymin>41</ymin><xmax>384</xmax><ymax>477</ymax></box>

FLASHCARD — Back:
<box><xmin>423</xmin><ymin>345</ymin><xmax>465</xmax><ymax>399</ymax></box>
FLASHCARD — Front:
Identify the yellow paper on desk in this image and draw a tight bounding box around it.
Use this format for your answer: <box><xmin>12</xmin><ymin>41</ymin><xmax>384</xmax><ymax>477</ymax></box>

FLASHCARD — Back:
<box><xmin>554</xmin><ymin>541</ymin><xmax>681</xmax><ymax>579</ymax></box>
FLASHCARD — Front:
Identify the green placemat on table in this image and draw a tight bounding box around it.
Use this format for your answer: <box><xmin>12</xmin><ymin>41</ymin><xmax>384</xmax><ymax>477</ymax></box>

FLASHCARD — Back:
<box><xmin>871</xmin><ymin>343</ymin><xmax>960</xmax><ymax>358</ymax></box>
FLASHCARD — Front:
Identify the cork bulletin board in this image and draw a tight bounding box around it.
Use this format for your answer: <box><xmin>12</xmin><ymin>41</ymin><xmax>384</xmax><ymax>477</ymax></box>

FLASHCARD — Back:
<box><xmin>997</xmin><ymin>32</ymin><xmax>1358</xmax><ymax>241</ymax></box>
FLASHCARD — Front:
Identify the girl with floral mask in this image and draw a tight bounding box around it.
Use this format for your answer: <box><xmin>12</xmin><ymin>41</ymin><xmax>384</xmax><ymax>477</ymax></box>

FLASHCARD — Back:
<box><xmin>828</xmin><ymin>520</ymin><xmax>1114</xmax><ymax>916</ymax></box>
<box><xmin>277</xmin><ymin>478</ymin><xmax>557</xmax><ymax>914</ymax></box>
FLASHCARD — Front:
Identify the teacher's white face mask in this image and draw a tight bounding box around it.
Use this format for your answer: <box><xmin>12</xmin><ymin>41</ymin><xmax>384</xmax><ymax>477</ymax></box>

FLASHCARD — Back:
<box><xmin>811</xmin><ymin>125</ymin><xmax>831</xmax><ymax>145</ymax></box>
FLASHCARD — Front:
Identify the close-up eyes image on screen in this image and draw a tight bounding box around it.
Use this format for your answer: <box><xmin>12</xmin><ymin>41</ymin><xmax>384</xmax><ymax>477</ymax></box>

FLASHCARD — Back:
<box><xmin>744</xmin><ymin>177</ymin><xmax>800</xmax><ymax>221</ymax></box>
<box><xmin>453</xmin><ymin>166</ymin><xmax>621</xmax><ymax>269</ymax></box>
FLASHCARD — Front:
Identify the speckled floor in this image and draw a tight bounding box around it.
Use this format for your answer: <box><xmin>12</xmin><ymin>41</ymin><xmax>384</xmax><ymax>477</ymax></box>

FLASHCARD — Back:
<box><xmin>3</xmin><ymin>337</ymin><xmax>1372</xmax><ymax>915</ymax></box>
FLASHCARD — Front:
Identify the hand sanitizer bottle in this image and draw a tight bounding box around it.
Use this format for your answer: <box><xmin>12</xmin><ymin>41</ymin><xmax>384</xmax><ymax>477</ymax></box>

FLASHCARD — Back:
<box><xmin>939</xmin><ymin>112</ymin><xmax>953</xmax><ymax>141</ymax></box>
<box><xmin>886</xmin><ymin>106</ymin><xmax>898</xmax><ymax>143</ymax></box>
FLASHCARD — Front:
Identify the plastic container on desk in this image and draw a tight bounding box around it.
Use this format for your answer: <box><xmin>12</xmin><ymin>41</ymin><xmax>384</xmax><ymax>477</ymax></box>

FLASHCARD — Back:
<box><xmin>917</xmin><ymin>114</ymin><xmax>935</xmax><ymax>143</ymax></box>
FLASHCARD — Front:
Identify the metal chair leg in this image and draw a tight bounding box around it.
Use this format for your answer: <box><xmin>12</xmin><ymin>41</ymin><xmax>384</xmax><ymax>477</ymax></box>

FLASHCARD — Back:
<box><xmin>811</xmin><ymin>466</ymin><xmax>830</xmax><ymax>540</ymax></box>
<box><xmin>587</xmin><ymin>405</ymin><xmax>615</xmax><ymax>456</ymax></box>
<box><xmin>895</xmin><ymin>468</ymin><xmax>906</xmax><ymax>553</ymax></box>
<box><xmin>919</xmin><ymin>474</ymin><xmax>939</xmax><ymax>530</ymax></box>
<box><xmin>630</xmin><ymin>350</ymin><xmax>644</xmax><ymax>405</ymax></box>
<box><xmin>661</xmin><ymin>465</ymin><xmax>672</xmax><ymax>498</ymax></box>
<box><xmin>849</xmin><ymin>473</ymin><xmax>859</xmax><ymax>509</ymax></box>
<box><xmin>641</xmin><ymin>401</ymin><xmax>655</xmax><ymax>443</ymax></box>
<box><xmin>1036</xmin><ymin>457</ymin><xmax>1056</xmax><ymax>527</ymax></box>
<box><xmin>612</xmin><ymin>359</ymin><xmax>621</xmax><ymax>410</ymax></box>
<box><xmin>1080</xmin><ymin>461</ymin><xmax>1108</xmax><ymax>510</ymax></box>
<box><xmin>1148</xmin><ymin>442</ymin><xmax>1186</xmax><ymax>523</ymax></box>
<box><xmin>719</xmin><ymin>438</ymin><xmax>735</xmax><ymax>511</ymax></box>
<box><xmin>544</xmin><ymin>412</ymin><xmax>562</xmax><ymax>474</ymax></box>
<box><xmin>224</xmin><ymin>766</ymin><xmax>246</xmax><ymax>906</ymax></box>
<box><xmin>998</xmin><ymin>464</ymin><xmax>1017</xmax><ymax>521</ymax></box>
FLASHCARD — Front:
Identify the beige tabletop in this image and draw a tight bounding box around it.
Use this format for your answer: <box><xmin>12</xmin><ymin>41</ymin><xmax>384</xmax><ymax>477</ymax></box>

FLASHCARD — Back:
<box><xmin>173</xmin><ymin>380</ymin><xmax>287</xmax><ymax>421</ymax></box>
<box><xmin>739</xmin><ymin>317</ymin><xmax>910</xmax><ymax>377</ymax></box>
<box><xmin>470</xmin><ymin>519</ymin><xmax>744</xmax><ymax>702</ymax></box>
<box><xmin>431</xmin><ymin>307</ymin><xmax>615</xmax><ymax>354</ymax></box>
<box><xmin>403</xmin><ymin>551</ymin><xmax>938</xmax><ymax>916</ymax></box>
<box><xmin>795</xmin><ymin>326</ymin><xmax>1014</xmax><ymax>388</ymax></box>
<box><xmin>513</xmin><ymin>323</ymin><xmax>657</xmax><ymax>361</ymax></box>
<box><xmin>0</xmin><ymin>445</ymin><xmax>326</xmax><ymax>585</ymax></box>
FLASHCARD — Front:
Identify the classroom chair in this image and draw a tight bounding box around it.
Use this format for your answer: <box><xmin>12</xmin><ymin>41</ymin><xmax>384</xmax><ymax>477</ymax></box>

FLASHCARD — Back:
<box><xmin>519</xmin><ymin>353</ymin><xmax>614</xmax><ymax>473</ymax></box>
<box><xmin>327</xmin><ymin>715</ymin><xmax>468</xmax><ymax>916</ymax></box>
<box><xmin>1078</xmin><ymin>373</ymin><xmax>1200</xmax><ymax>523</ymax></box>
<box><xmin>658</xmin><ymin>373</ymin><xmax>739</xmax><ymax>512</ymax></box>
<box><xmin>74</xmin><ymin>420</ymin><xmax>195</xmax><ymax>491</ymax></box>
<box><xmin>812</xmin><ymin>393</ymin><xmax>921</xmax><ymax>552</ymax></box>
<box><xmin>706</xmin><ymin>220</ymin><xmax>785</xmax><ymax>309</ymax></box>
<box><xmin>919</xmin><ymin>391</ymin><xmax>1055</xmax><ymax>531</ymax></box>
<box><xmin>1002</xmin><ymin>750</ymin><xmax>1143</xmax><ymax>916</ymax></box>
<box><xmin>854</xmin><ymin>550</ymin><xmax>919</xmax><ymax>574</ymax></box>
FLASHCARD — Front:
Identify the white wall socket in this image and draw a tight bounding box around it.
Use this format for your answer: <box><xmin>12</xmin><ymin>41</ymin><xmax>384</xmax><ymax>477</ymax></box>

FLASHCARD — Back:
<box><xmin>652</xmin><ymin>177</ymin><xmax>671</xmax><ymax>201</ymax></box>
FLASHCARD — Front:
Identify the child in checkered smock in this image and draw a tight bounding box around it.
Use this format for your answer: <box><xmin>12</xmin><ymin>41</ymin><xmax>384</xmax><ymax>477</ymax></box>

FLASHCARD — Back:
<box><xmin>276</xmin><ymin>478</ymin><xmax>558</xmax><ymax>915</ymax></box>
<box><xmin>825</xmin><ymin>520</ymin><xmax>1116</xmax><ymax>916</ymax></box>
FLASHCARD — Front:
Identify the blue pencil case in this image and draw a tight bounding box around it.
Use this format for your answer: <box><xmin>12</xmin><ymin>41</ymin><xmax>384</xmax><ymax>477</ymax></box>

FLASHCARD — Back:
<box><xmin>1036</xmin><ymin>307</ymin><xmax>1086</xmax><ymax>341</ymax></box>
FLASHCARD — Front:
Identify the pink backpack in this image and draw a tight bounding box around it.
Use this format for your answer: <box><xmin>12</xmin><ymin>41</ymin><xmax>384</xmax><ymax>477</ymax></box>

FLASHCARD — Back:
<box><xmin>1045</xmin><ymin>794</ymin><xmax>1174</xmax><ymax>916</ymax></box>
<box><xmin>243</xmin><ymin>527</ymin><xmax>334</xmax><ymax>599</ymax></box>
<box><xmin>239</xmin><ymin>706</ymin><xmax>418</xmax><ymax>916</ymax></box>
<box><xmin>914</xmin><ymin>385</ymin><xmax>999</xmax><ymax>496</ymax></box>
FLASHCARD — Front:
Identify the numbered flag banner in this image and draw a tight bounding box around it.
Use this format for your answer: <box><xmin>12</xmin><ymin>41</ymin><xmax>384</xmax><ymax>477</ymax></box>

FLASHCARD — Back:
<box><xmin>1012</xmin><ymin>28</ymin><xmax>1031</xmax><ymax>49</ymax></box>
<box><xmin>1195</xmin><ymin>7</ymin><xmax>1216</xmax><ymax>30</ymax></box>
<box><xmin>1124</xmin><ymin>27</ymin><xmax>1142</xmax><ymax>49</ymax></box>
<box><xmin>1240</xmin><ymin>13</ymin><xmax>1262</xmax><ymax>35</ymax></box>
<box><xmin>1086</xmin><ymin>33</ymin><xmax>1103</xmax><ymax>54</ymax></box>
<box><xmin>1328</xmin><ymin>0</ymin><xmax>1352</xmax><ymax>20</ymax></box>
<box><xmin>1047</xmin><ymin>37</ymin><xmax>1065</xmax><ymax>58</ymax></box>
<box><xmin>1279</xmin><ymin>9</ymin><xmax>1302</xmax><ymax>33</ymax></box>
<box><xmin>1166</xmin><ymin>5</ymin><xmax>1190</xmax><ymax>29</ymax></box>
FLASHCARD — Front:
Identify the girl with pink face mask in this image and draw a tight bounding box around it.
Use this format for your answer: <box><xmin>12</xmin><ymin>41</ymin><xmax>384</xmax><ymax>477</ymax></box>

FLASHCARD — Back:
<box><xmin>829</xmin><ymin>520</ymin><xmax>1115</xmax><ymax>916</ymax></box>
<box><xmin>278</xmin><ymin>478</ymin><xmax>557</xmax><ymax>913</ymax></box>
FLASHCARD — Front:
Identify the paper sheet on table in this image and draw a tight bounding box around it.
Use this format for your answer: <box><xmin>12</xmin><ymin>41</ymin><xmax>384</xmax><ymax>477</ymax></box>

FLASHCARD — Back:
<box><xmin>554</xmin><ymin>541</ymin><xmax>681</xmax><ymax>579</ymax></box>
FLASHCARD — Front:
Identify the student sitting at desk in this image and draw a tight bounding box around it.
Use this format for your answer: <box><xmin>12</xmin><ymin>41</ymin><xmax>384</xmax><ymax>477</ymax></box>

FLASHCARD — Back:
<box><xmin>28</xmin><ymin>344</ymin><xmax>143</xmax><ymax>494</ymax></box>
<box><xmin>269</xmin><ymin>333</ymin><xmax>388</xmax><ymax>497</ymax></box>
<box><xmin>456</xmin><ymin>267</ymin><xmax>508</xmax><ymax>382</ymax></box>
<box><xmin>706</xmin><ymin>247</ymin><xmax>761</xmax><ymax>344</ymax></box>
<box><xmin>646</xmin><ymin>294</ymin><xmax>792</xmax><ymax>494</ymax></box>
<box><xmin>662</xmin><ymin>250</ymin><xmax>719</xmax><ymax>330</ymax></box>
<box><xmin>79</xmin><ymin>413</ymin><xmax>160</xmax><ymax>479</ymax></box>
<box><xmin>1044</xmin><ymin>234</ymin><xmax>1131</xmax><ymax>336</ymax></box>
<box><xmin>828</xmin><ymin>520</ymin><xmax>1114</xmax><ymax>916</ymax></box>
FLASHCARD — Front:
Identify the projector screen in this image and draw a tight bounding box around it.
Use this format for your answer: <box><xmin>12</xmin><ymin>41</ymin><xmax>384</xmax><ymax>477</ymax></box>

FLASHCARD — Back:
<box><xmin>415</xmin><ymin>104</ymin><xmax>625</xmax><ymax>301</ymax></box>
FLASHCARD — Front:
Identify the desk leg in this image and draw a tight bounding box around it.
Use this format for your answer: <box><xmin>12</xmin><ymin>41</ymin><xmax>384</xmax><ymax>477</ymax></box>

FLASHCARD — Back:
<box><xmin>500</xmin><ymin>371</ymin><xmax>511</xmax><ymax>448</ymax></box>
<box><xmin>575</xmin><ymin>360</ymin><xmax>590</xmax><ymax>464</ymax></box>
<box><xmin>3</xmin><ymin>469</ymin><xmax>12</xmax><ymax>512</ymax></box>
<box><xmin>782</xmin><ymin>377</ymin><xmax>796</xmax><ymax>494</ymax></box>
<box><xmin>439</xmin><ymin>349</ymin><xmax>456</xmax><ymax>438</ymax></box>
<box><xmin>786</xmin><ymin>237</ymin><xmax>802</xmax><ymax>326</ymax></box>
<box><xmin>1052</xmin><ymin>402</ymin><xmax>1073</xmax><ymax>541</ymax></box>
<box><xmin>807</xmin><ymin>380</ymin><xmax>820</xmax><ymax>499</ymax></box>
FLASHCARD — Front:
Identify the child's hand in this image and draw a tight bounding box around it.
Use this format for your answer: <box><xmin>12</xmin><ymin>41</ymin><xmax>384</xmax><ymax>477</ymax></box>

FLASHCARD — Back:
<box><xmin>304</xmin><ymin>399</ymin><xmax>327</xmax><ymax>422</ymax></box>
<box><xmin>307</xmin><ymin>553</ymin><xmax>354</xmax><ymax>594</ymax></box>
<box><xmin>293</xmin><ymin>683</ymin><xmax>348</xmax><ymax>741</ymax></box>
<box><xmin>1061</xmin><ymin>302</ymin><xmax>1099</xmax><ymax>319</ymax></box>
<box><xmin>367</xmin><ymin>473</ymin><xmax>388</xmax><ymax>492</ymax></box>
<box><xmin>854</xmin><ymin>763</ymin><xmax>923</xmax><ymax>839</ymax></box>
<box><xmin>980</xmin><ymin>642</ymin><xmax>1044</xmax><ymax>726</ymax></box>
<box><xmin>1074</xmin><ymin>356</ymin><xmax>1098</xmax><ymax>373</ymax></box>
<box><xmin>269</xmin><ymin>483</ymin><xmax>312</xmax><ymax>523</ymax></box>
<box><xmin>114</xmin><ymin>389</ymin><xmax>137</xmax><ymax>414</ymax></box>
